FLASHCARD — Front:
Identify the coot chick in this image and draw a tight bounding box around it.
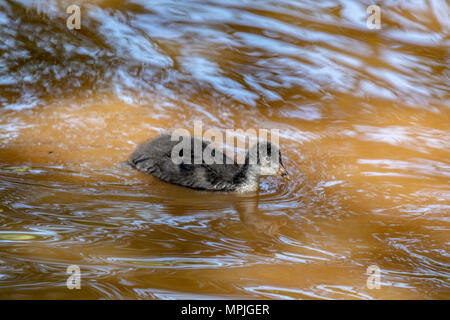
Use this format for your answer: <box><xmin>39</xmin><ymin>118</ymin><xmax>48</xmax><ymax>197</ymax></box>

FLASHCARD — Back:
<box><xmin>128</xmin><ymin>134</ymin><xmax>289</xmax><ymax>192</ymax></box>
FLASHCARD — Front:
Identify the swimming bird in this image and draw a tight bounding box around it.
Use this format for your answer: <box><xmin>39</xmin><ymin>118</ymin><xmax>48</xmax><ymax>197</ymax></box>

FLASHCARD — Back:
<box><xmin>128</xmin><ymin>134</ymin><xmax>289</xmax><ymax>192</ymax></box>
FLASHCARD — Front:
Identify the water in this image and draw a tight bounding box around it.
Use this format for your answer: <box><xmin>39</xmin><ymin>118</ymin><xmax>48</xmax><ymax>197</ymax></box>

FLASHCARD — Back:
<box><xmin>0</xmin><ymin>0</ymin><xmax>449</xmax><ymax>299</ymax></box>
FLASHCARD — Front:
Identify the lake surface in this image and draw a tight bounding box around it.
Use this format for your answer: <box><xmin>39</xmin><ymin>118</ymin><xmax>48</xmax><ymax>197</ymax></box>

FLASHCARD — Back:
<box><xmin>0</xmin><ymin>0</ymin><xmax>449</xmax><ymax>299</ymax></box>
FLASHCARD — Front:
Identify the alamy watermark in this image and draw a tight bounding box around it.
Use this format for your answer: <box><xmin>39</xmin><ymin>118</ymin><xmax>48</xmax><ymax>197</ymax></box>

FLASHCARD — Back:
<box><xmin>65</xmin><ymin>4</ymin><xmax>381</xmax><ymax>31</ymax></box>
<box><xmin>66</xmin><ymin>264</ymin><xmax>81</xmax><ymax>289</ymax></box>
<box><xmin>169</xmin><ymin>121</ymin><xmax>280</xmax><ymax>166</ymax></box>
<box><xmin>64</xmin><ymin>4</ymin><xmax>381</xmax><ymax>31</ymax></box>
<box><xmin>66</xmin><ymin>5</ymin><xmax>81</xmax><ymax>30</ymax></box>
<box><xmin>366</xmin><ymin>5</ymin><xmax>381</xmax><ymax>29</ymax></box>
<box><xmin>366</xmin><ymin>265</ymin><xmax>381</xmax><ymax>289</ymax></box>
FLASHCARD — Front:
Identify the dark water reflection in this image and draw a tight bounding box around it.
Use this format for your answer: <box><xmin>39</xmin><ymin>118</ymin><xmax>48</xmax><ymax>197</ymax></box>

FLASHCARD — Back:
<box><xmin>1</xmin><ymin>0</ymin><xmax>448</xmax><ymax>109</ymax></box>
<box><xmin>0</xmin><ymin>0</ymin><xmax>449</xmax><ymax>299</ymax></box>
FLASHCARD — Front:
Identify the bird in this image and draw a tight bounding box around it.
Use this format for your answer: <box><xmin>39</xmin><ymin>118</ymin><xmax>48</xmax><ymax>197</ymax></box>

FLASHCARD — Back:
<box><xmin>128</xmin><ymin>134</ymin><xmax>289</xmax><ymax>192</ymax></box>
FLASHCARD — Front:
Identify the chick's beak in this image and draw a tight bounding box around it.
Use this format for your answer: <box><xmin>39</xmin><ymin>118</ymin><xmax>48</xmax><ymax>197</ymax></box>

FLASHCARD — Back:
<box><xmin>277</xmin><ymin>165</ymin><xmax>290</xmax><ymax>181</ymax></box>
